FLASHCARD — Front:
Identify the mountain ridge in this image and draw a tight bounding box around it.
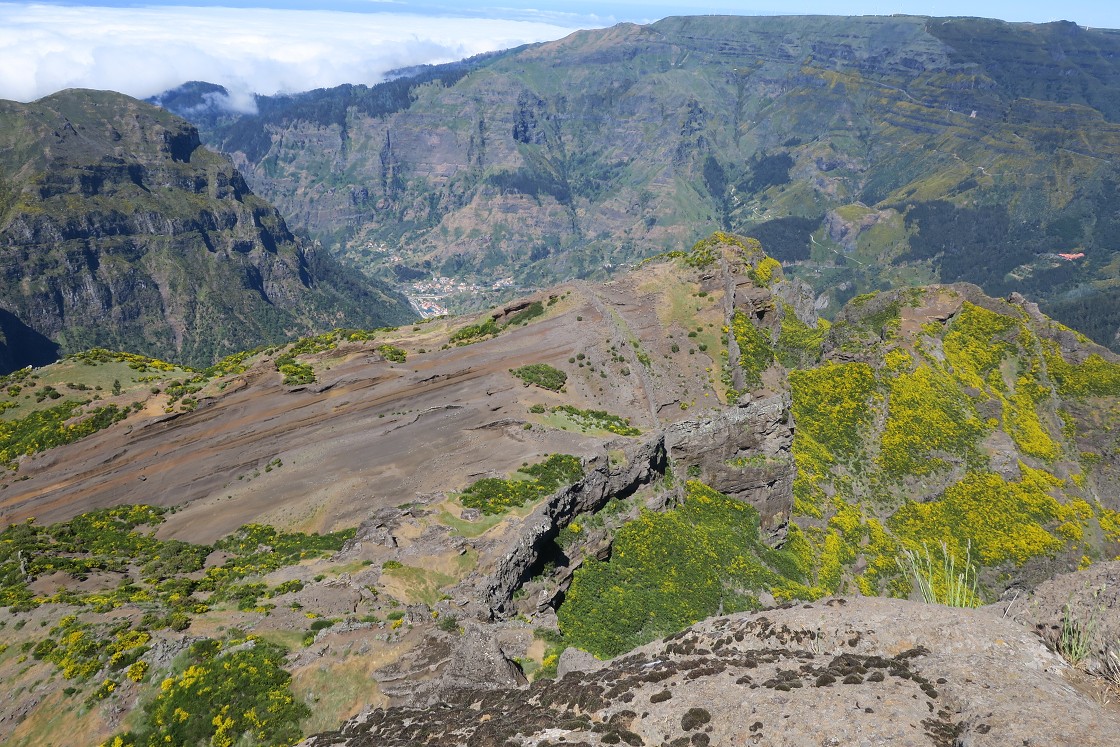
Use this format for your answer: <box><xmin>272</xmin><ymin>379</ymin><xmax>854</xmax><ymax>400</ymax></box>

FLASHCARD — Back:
<box><xmin>2</xmin><ymin>234</ymin><xmax>1120</xmax><ymax>744</ymax></box>
<box><xmin>0</xmin><ymin>88</ymin><xmax>416</xmax><ymax>374</ymax></box>
<box><xmin>159</xmin><ymin>14</ymin><xmax>1120</xmax><ymax>350</ymax></box>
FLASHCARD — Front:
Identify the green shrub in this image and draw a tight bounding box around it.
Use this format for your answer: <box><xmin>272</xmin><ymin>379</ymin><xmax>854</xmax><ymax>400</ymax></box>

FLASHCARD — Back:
<box><xmin>450</xmin><ymin>317</ymin><xmax>500</xmax><ymax>344</ymax></box>
<box><xmin>511</xmin><ymin>364</ymin><xmax>567</xmax><ymax>392</ymax></box>
<box><xmin>459</xmin><ymin>454</ymin><xmax>583</xmax><ymax>515</ymax></box>
<box><xmin>505</xmin><ymin>301</ymin><xmax>545</xmax><ymax>326</ymax></box>
<box><xmin>376</xmin><ymin>344</ymin><xmax>407</xmax><ymax>363</ymax></box>
<box><xmin>274</xmin><ymin>354</ymin><xmax>315</xmax><ymax>386</ymax></box>
<box><xmin>103</xmin><ymin>638</ymin><xmax>308</xmax><ymax>747</ymax></box>
<box><xmin>559</xmin><ymin>481</ymin><xmax>815</xmax><ymax>658</ymax></box>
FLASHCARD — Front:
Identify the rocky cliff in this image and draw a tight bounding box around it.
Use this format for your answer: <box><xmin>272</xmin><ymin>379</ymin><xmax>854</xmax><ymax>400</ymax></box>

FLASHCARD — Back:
<box><xmin>0</xmin><ymin>89</ymin><xmax>415</xmax><ymax>373</ymax></box>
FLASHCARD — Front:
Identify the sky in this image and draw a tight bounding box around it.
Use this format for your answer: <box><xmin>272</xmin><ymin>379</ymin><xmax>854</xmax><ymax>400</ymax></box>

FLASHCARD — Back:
<box><xmin>2</xmin><ymin>1</ymin><xmax>1118</xmax><ymax>107</ymax></box>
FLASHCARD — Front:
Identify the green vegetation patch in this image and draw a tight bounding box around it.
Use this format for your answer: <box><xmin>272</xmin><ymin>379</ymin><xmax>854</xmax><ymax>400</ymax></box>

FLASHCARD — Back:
<box><xmin>942</xmin><ymin>303</ymin><xmax>1020</xmax><ymax>392</ymax></box>
<box><xmin>879</xmin><ymin>363</ymin><xmax>986</xmax><ymax>477</ymax></box>
<box><xmin>450</xmin><ymin>300</ymin><xmax>547</xmax><ymax>346</ymax></box>
<box><xmin>0</xmin><ymin>401</ymin><xmax>134</xmax><ymax>471</ymax></box>
<box><xmin>674</xmin><ymin>231</ymin><xmax>761</xmax><ymax>269</ymax></box>
<box><xmin>450</xmin><ymin>317</ymin><xmax>501</xmax><ymax>344</ymax></box>
<box><xmin>1042</xmin><ymin>339</ymin><xmax>1120</xmax><ymax>398</ymax></box>
<box><xmin>731</xmin><ymin>310</ymin><xmax>774</xmax><ymax>388</ymax></box>
<box><xmin>66</xmin><ymin>348</ymin><xmax>185</xmax><ymax>374</ymax></box>
<box><xmin>204</xmin><ymin>524</ymin><xmax>355</xmax><ymax>587</ymax></box>
<box><xmin>2</xmin><ymin>506</ymin><xmax>356</xmax><ymax>746</ymax></box>
<box><xmin>272</xmin><ymin>327</ymin><xmax>406</xmax><ymax>384</ymax></box>
<box><xmin>0</xmin><ymin>507</ymin><xmax>351</xmax><ymax>617</ymax></box>
<box><xmin>776</xmin><ymin>304</ymin><xmax>829</xmax><ymax>369</ymax></box>
<box><xmin>103</xmin><ymin>637</ymin><xmax>308</xmax><ymax>747</ymax></box>
<box><xmin>549</xmin><ymin>405</ymin><xmax>640</xmax><ymax>436</ymax></box>
<box><xmin>890</xmin><ymin>466</ymin><xmax>1090</xmax><ymax>567</ymax></box>
<box><xmin>459</xmin><ymin>454</ymin><xmax>583</xmax><ymax>515</ymax></box>
<box><xmin>33</xmin><ymin>615</ymin><xmax>151</xmax><ymax>682</ymax></box>
<box><xmin>504</xmin><ymin>300</ymin><xmax>545</xmax><ymax>327</ymax></box>
<box><xmin>204</xmin><ymin>348</ymin><xmax>264</xmax><ymax>377</ymax></box>
<box><xmin>275</xmin><ymin>354</ymin><xmax>315</xmax><ymax>386</ymax></box>
<box><xmin>559</xmin><ymin>481</ymin><xmax>815</xmax><ymax>658</ymax></box>
<box><xmin>790</xmin><ymin>362</ymin><xmax>878</xmax><ymax>464</ymax></box>
<box><xmin>941</xmin><ymin>304</ymin><xmax>1061</xmax><ymax>461</ymax></box>
<box><xmin>511</xmin><ymin>363</ymin><xmax>567</xmax><ymax>392</ymax></box>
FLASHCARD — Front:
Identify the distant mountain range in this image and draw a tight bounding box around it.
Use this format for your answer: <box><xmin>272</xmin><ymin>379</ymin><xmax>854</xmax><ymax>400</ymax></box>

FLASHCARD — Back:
<box><xmin>0</xmin><ymin>89</ymin><xmax>415</xmax><ymax>374</ymax></box>
<box><xmin>155</xmin><ymin>15</ymin><xmax>1120</xmax><ymax>350</ymax></box>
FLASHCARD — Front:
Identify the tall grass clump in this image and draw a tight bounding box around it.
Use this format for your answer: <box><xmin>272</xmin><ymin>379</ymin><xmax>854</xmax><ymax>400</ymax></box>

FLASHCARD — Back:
<box><xmin>896</xmin><ymin>541</ymin><xmax>981</xmax><ymax>608</ymax></box>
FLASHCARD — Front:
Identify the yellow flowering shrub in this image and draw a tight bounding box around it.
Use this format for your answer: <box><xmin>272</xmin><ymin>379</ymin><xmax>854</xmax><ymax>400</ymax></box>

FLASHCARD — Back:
<box><xmin>890</xmin><ymin>466</ymin><xmax>1079</xmax><ymax>566</ymax></box>
<box><xmin>748</xmin><ymin>256</ymin><xmax>783</xmax><ymax>288</ymax></box>
<box><xmin>103</xmin><ymin>639</ymin><xmax>308</xmax><ymax>747</ymax></box>
<box><xmin>1042</xmin><ymin>339</ymin><xmax>1120</xmax><ymax>398</ymax></box>
<box><xmin>791</xmin><ymin>362</ymin><xmax>878</xmax><ymax>463</ymax></box>
<box><xmin>879</xmin><ymin>364</ymin><xmax>985</xmax><ymax>477</ymax></box>
<box><xmin>942</xmin><ymin>303</ymin><xmax>1018</xmax><ymax>392</ymax></box>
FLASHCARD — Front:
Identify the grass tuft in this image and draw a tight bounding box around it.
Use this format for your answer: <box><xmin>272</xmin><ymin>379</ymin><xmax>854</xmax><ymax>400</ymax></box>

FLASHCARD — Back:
<box><xmin>895</xmin><ymin>541</ymin><xmax>981</xmax><ymax>608</ymax></box>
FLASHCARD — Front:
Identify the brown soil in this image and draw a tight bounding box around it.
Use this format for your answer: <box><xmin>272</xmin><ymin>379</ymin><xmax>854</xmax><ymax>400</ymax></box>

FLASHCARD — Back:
<box><xmin>1</xmin><ymin>272</ymin><xmax>726</xmax><ymax>545</ymax></box>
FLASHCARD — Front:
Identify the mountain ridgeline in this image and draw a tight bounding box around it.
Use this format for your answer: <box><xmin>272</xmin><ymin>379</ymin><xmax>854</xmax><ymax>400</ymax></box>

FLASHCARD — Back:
<box><xmin>160</xmin><ymin>15</ymin><xmax>1120</xmax><ymax>350</ymax></box>
<box><xmin>0</xmin><ymin>90</ymin><xmax>415</xmax><ymax>374</ymax></box>
<box><xmin>2</xmin><ymin>234</ymin><xmax>1120</xmax><ymax>745</ymax></box>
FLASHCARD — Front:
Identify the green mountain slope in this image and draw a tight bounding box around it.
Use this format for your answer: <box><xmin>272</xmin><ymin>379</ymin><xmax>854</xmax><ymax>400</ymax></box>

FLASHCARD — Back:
<box><xmin>554</xmin><ymin>245</ymin><xmax>1120</xmax><ymax>658</ymax></box>
<box><xmin>0</xmin><ymin>89</ymin><xmax>415</xmax><ymax>374</ymax></box>
<box><xmin>163</xmin><ymin>15</ymin><xmax>1120</xmax><ymax>349</ymax></box>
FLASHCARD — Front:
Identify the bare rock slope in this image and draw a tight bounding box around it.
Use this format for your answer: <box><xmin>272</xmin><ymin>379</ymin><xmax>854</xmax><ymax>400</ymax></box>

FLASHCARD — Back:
<box><xmin>304</xmin><ymin>596</ymin><xmax>1120</xmax><ymax>747</ymax></box>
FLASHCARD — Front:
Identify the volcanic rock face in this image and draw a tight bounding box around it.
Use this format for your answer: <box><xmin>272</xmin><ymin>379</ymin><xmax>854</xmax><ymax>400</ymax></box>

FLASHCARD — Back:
<box><xmin>302</xmin><ymin>596</ymin><xmax>1120</xmax><ymax>747</ymax></box>
<box><xmin>0</xmin><ymin>89</ymin><xmax>413</xmax><ymax>372</ymax></box>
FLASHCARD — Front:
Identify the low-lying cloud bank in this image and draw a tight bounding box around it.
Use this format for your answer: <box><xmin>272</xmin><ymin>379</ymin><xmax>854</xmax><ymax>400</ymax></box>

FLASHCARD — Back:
<box><xmin>0</xmin><ymin>4</ymin><xmax>589</xmax><ymax>105</ymax></box>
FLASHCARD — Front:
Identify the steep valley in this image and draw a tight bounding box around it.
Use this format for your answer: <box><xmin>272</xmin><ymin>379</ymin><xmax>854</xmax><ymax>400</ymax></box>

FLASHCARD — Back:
<box><xmin>164</xmin><ymin>15</ymin><xmax>1120</xmax><ymax>350</ymax></box>
<box><xmin>0</xmin><ymin>90</ymin><xmax>415</xmax><ymax>375</ymax></box>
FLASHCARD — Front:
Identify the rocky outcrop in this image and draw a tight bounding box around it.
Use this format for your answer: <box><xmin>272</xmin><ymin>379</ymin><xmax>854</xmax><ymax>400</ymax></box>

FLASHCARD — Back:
<box><xmin>483</xmin><ymin>385</ymin><xmax>798</xmax><ymax>618</ymax></box>
<box><xmin>665</xmin><ymin>393</ymin><xmax>794</xmax><ymax>539</ymax></box>
<box><xmin>302</xmin><ymin>596</ymin><xmax>1120</xmax><ymax>746</ymax></box>
<box><xmin>428</xmin><ymin>624</ymin><xmax>528</xmax><ymax>701</ymax></box>
<box><xmin>483</xmin><ymin>436</ymin><xmax>668</xmax><ymax>617</ymax></box>
<box><xmin>994</xmin><ymin>560</ymin><xmax>1120</xmax><ymax>678</ymax></box>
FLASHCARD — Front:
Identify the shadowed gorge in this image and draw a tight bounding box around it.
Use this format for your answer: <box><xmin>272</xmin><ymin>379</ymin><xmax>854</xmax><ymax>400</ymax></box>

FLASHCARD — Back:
<box><xmin>0</xmin><ymin>90</ymin><xmax>415</xmax><ymax>374</ymax></box>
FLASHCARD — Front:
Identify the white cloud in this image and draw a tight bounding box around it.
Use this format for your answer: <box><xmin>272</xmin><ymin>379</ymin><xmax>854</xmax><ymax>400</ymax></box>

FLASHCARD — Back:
<box><xmin>0</xmin><ymin>3</ymin><xmax>590</xmax><ymax>104</ymax></box>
